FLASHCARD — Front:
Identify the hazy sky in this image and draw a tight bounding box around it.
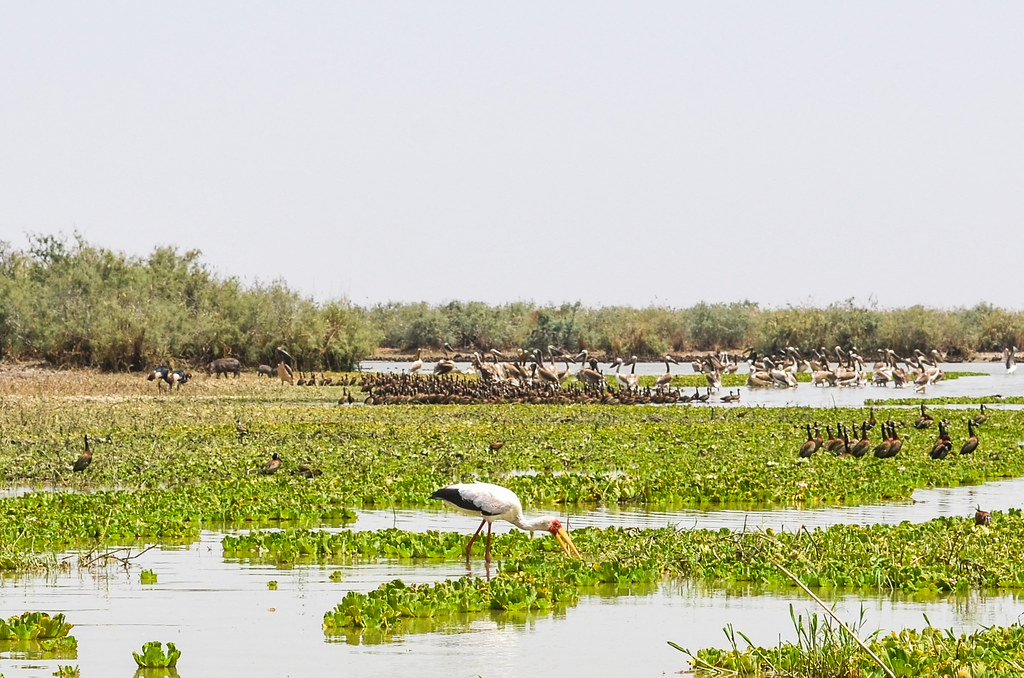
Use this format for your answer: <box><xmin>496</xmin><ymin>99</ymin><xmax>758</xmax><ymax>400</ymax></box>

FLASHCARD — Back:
<box><xmin>3</xmin><ymin>3</ymin><xmax>1023</xmax><ymax>310</ymax></box>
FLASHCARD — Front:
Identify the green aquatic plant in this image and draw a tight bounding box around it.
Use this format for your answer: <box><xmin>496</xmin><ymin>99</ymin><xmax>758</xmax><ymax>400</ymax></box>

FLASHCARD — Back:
<box><xmin>0</xmin><ymin>612</ymin><xmax>73</xmax><ymax>641</ymax></box>
<box><xmin>676</xmin><ymin>614</ymin><xmax>1024</xmax><ymax>677</ymax></box>
<box><xmin>51</xmin><ymin>666</ymin><xmax>79</xmax><ymax>677</ymax></box>
<box><xmin>323</xmin><ymin>565</ymin><xmax>585</xmax><ymax>632</ymax></box>
<box><xmin>132</xmin><ymin>641</ymin><xmax>180</xmax><ymax>668</ymax></box>
<box><xmin>140</xmin><ymin>568</ymin><xmax>157</xmax><ymax>584</ymax></box>
<box><xmin>2</xmin><ymin>396</ymin><xmax>1024</xmax><ymax>575</ymax></box>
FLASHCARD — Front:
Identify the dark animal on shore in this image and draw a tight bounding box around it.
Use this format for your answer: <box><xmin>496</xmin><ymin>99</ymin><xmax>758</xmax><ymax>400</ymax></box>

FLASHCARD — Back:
<box><xmin>207</xmin><ymin>357</ymin><xmax>242</xmax><ymax>378</ymax></box>
<box><xmin>257</xmin><ymin>364</ymin><xmax>275</xmax><ymax>377</ymax></box>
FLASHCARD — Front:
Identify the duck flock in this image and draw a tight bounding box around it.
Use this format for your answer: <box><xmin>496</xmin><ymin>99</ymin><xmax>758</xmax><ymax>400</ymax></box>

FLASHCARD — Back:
<box><xmin>797</xmin><ymin>403</ymin><xmax>988</xmax><ymax>462</ymax></box>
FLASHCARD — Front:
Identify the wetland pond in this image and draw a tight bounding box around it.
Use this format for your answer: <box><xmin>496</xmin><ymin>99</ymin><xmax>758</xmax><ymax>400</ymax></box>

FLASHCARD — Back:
<box><xmin>4</xmin><ymin>477</ymin><xmax>1024</xmax><ymax>678</ymax></box>
<box><xmin>2</xmin><ymin>363</ymin><xmax>1023</xmax><ymax>677</ymax></box>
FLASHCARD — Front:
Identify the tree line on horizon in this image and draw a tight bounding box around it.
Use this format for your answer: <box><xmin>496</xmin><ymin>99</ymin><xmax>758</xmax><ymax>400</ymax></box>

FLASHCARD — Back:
<box><xmin>0</xmin><ymin>235</ymin><xmax>1021</xmax><ymax>372</ymax></box>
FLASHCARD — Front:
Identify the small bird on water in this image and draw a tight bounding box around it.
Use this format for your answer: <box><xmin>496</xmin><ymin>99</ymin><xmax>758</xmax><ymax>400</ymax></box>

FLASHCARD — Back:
<box><xmin>73</xmin><ymin>434</ymin><xmax>93</xmax><ymax>472</ymax></box>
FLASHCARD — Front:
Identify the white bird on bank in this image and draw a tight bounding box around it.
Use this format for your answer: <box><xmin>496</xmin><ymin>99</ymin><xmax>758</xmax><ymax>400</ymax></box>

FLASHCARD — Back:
<box><xmin>430</xmin><ymin>482</ymin><xmax>581</xmax><ymax>566</ymax></box>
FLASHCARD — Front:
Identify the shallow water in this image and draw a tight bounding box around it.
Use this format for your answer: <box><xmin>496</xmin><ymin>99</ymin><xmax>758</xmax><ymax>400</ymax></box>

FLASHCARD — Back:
<box><xmin>4</xmin><ymin>471</ymin><xmax>1024</xmax><ymax>677</ymax></box>
<box><xmin>3</xmin><ymin>528</ymin><xmax>1024</xmax><ymax>678</ymax></box>
<box><xmin>353</xmin><ymin>474</ymin><xmax>1024</xmax><ymax>535</ymax></box>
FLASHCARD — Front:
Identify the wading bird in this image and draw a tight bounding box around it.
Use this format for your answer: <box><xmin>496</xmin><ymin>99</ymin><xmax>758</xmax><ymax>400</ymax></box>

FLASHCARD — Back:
<box><xmin>73</xmin><ymin>434</ymin><xmax>93</xmax><ymax>472</ymax></box>
<box><xmin>430</xmin><ymin>482</ymin><xmax>581</xmax><ymax>566</ymax></box>
<box><xmin>235</xmin><ymin>420</ymin><xmax>249</xmax><ymax>442</ymax></box>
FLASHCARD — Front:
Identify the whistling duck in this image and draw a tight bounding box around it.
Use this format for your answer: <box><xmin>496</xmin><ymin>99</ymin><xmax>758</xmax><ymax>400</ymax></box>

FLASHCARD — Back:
<box><xmin>850</xmin><ymin>422</ymin><xmax>871</xmax><ymax>458</ymax></box>
<box><xmin>914</xmin><ymin>403</ymin><xmax>934</xmax><ymax>430</ymax></box>
<box><xmin>73</xmin><ymin>434</ymin><xmax>93</xmax><ymax>472</ymax></box>
<box><xmin>799</xmin><ymin>424</ymin><xmax>816</xmax><ymax>458</ymax></box>
<box><xmin>260</xmin><ymin>452</ymin><xmax>283</xmax><ymax>475</ymax></box>
<box><xmin>959</xmin><ymin>419</ymin><xmax>979</xmax><ymax>455</ymax></box>
<box><xmin>971</xmin><ymin>404</ymin><xmax>987</xmax><ymax>427</ymax></box>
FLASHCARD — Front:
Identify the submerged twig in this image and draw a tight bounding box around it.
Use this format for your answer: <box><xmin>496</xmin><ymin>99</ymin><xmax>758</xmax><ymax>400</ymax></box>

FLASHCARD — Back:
<box><xmin>79</xmin><ymin>544</ymin><xmax>158</xmax><ymax>570</ymax></box>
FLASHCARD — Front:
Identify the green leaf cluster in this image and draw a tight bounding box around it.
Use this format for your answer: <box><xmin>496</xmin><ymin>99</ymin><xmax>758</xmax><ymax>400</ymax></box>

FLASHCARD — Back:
<box><xmin>132</xmin><ymin>641</ymin><xmax>180</xmax><ymax>668</ymax></box>
<box><xmin>0</xmin><ymin>612</ymin><xmax>73</xmax><ymax>641</ymax></box>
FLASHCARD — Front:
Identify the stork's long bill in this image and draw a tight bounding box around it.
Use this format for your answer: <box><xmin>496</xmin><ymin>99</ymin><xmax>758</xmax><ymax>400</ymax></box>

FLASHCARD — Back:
<box><xmin>548</xmin><ymin>519</ymin><xmax>582</xmax><ymax>558</ymax></box>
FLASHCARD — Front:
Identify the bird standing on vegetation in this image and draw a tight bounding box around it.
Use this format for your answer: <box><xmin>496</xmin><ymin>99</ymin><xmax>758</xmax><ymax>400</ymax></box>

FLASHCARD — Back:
<box><xmin>959</xmin><ymin>420</ymin><xmax>979</xmax><ymax>455</ymax></box>
<box><xmin>975</xmin><ymin>508</ymin><xmax>992</xmax><ymax>525</ymax></box>
<box><xmin>929</xmin><ymin>420</ymin><xmax>953</xmax><ymax>460</ymax></box>
<box><xmin>914</xmin><ymin>403</ymin><xmax>934</xmax><ymax>430</ymax></box>
<box><xmin>430</xmin><ymin>482</ymin><xmax>581</xmax><ymax>567</ymax></box>
<box><xmin>798</xmin><ymin>424</ymin><xmax>816</xmax><ymax>458</ymax></box>
<box><xmin>886</xmin><ymin>421</ymin><xmax>903</xmax><ymax>457</ymax></box>
<box><xmin>260</xmin><ymin>452</ymin><xmax>282</xmax><ymax>475</ymax></box>
<box><xmin>235</xmin><ymin>420</ymin><xmax>249</xmax><ymax>442</ymax></box>
<box><xmin>850</xmin><ymin>422</ymin><xmax>871</xmax><ymax>458</ymax></box>
<box><xmin>971</xmin><ymin>404</ymin><xmax>987</xmax><ymax>427</ymax></box>
<box><xmin>73</xmin><ymin>434</ymin><xmax>93</xmax><ymax>472</ymax></box>
<box><xmin>293</xmin><ymin>463</ymin><xmax>322</xmax><ymax>478</ymax></box>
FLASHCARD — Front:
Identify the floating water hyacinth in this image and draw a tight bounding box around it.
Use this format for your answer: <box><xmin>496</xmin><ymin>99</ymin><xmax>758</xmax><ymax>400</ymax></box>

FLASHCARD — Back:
<box><xmin>132</xmin><ymin>641</ymin><xmax>180</xmax><ymax>668</ymax></box>
<box><xmin>0</xmin><ymin>612</ymin><xmax>73</xmax><ymax>641</ymax></box>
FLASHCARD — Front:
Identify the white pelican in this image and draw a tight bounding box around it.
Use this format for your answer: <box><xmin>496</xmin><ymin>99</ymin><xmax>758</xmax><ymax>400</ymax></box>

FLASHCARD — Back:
<box><xmin>1006</xmin><ymin>346</ymin><xmax>1018</xmax><ymax>374</ymax></box>
<box><xmin>409</xmin><ymin>348</ymin><xmax>423</xmax><ymax>375</ymax></box>
<box><xmin>655</xmin><ymin>355</ymin><xmax>678</xmax><ymax>389</ymax></box>
<box><xmin>430</xmin><ymin>482</ymin><xmax>581</xmax><ymax>566</ymax></box>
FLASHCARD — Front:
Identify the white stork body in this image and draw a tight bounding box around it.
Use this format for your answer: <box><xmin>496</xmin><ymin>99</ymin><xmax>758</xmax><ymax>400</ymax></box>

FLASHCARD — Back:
<box><xmin>431</xmin><ymin>482</ymin><xmax>580</xmax><ymax>565</ymax></box>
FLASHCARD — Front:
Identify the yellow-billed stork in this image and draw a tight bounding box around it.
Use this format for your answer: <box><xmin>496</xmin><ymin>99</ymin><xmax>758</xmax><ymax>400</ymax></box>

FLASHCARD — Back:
<box><xmin>431</xmin><ymin>482</ymin><xmax>581</xmax><ymax>566</ymax></box>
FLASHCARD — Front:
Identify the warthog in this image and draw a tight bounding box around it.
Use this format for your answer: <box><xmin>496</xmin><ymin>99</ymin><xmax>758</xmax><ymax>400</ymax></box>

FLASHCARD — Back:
<box><xmin>207</xmin><ymin>357</ymin><xmax>242</xmax><ymax>378</ymax></box>
<box><xmin>257</xmin><ymin>364</ymin><xmax>275</xmax><ymax>377</ymax></box>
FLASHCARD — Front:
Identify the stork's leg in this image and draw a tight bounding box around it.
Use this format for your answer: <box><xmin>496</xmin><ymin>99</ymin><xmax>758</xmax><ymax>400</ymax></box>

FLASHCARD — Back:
<box><xmin>465</xmin><ymin>519</ymin><xmax>487</xmax><ymax>562</ymax></box>
<box><xmin>484</xmin><ymin>520</ymin><xmax>493</xmax><ymax>566</ymax></box>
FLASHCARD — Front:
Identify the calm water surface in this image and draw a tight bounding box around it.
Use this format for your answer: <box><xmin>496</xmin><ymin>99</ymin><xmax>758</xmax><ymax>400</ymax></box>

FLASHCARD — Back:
<box><xmin>2</xmin><ymin>364</ymin><xmax>1022</xmax><ymax>677</ymax></box>
<box><xmin>3</xmin><ymin>527</ymin><xmax>1024</xmax><ymax>678</ymax></box>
